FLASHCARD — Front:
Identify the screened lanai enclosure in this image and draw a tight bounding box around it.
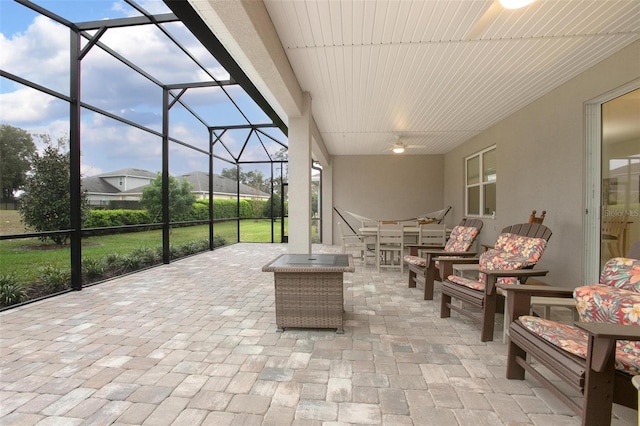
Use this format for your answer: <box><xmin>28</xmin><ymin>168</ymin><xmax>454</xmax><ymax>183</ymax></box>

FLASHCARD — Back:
<box><xmin>0</xmin><ymin>0</ymin><xmax>322</xmax><ymax>309</ymax></box>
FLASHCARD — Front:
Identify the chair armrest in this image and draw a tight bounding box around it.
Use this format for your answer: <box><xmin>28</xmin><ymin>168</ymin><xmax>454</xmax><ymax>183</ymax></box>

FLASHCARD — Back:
<box><xmin>576</xmin><ymin>322</ymin><xmax>640</xmax><ymax>341</ymax></box>
<box><xmin>481</xmin><ymin>269</ymin><xmax>549</xmax><ymax>278</ymax></box>
<box><xmin>407</xmin><ymin>245</ymin><xmax>446</xmax><ymax>256</ymax></box>
<box><xmin>434</xmin><ymin>251</ymin><xmax>477</xmax><ymax>257</ymax></box>
<box><xmin>434</xmin><ymin>256</ymin><xmax>479</xmax><ymax>264</ymax></box>
<box><xmin>434</xmin><ymin>256</ymin><xmax>480</xmax><ymax>277</ymax></box>
<box><xmin>498</xmin><ymin>284</ymin><xmax>574</xmax><ymax>319</ymax></box>
<box><xmin>483</xmin><ymin>269</ymin><xmax>549</xmax><ymax>295</ymax></box>
<box><xmin>497</xmin><ymin>284</ymin><xmax>574</xmax><ymax>296</ymax></box>
<box><xmin>574</xmin><ymin>323</ymin><xmax>640</xmax><ymax>372</ymax></box>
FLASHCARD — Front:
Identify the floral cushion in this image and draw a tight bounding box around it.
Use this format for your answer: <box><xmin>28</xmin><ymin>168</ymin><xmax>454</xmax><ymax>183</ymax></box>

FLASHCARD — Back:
<box><xmin>598</xmin><ymin>257</ymin><xmax>640</xmax><ymax>292</ymax></box>
<box><xmin>575</xmin><ymin>285</ymin><xmax>640</xmax><ymax>324</ymax></box>
<box><xmin>443</xmin><ymin>226</ymin><xmax>479</xmax><ymax>252</ymax></box>
<box><xmin>403</xmin><ymin>225</ymin><xmax>479</xmax><ymax>269</ymax></box>
<box><xmin>517</xmin><ymin>258</ymin><xmax>640</xmax><ymax>376</ymax></box>
<box><xmin>518</xmin><ymin>316</ymin><xmax>640</xmax><ymax>375</ymax></box>
<box><xmin>493</xmin><ymin>233</ymin><xmax>547</xmax><ymax>262</ymax></box>
<box><xmin>446</xmin><ymin>249</ymin><xmax>537</xmax><ymax>289</ymax></box>
<box><xmin>404</xmin><ymin>255</ymin><xmax>427</xmax><ymax>267</ymax></box>
<box><xmin>446</xmin><ymin>274</ymin><xmax>485</xmax><ymax>290</ymax></box>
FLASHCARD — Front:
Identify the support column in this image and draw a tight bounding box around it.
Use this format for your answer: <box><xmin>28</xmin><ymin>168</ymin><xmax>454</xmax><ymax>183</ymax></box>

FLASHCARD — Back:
<box><xmin>322</xmin><ymin>162</ymin><xmax>333</xmax><ymax>245</ymax></box>
<box><xmin>288</xmin><ymin>93</ymin><xmax>312</xmax><ymax>253</ymax></box>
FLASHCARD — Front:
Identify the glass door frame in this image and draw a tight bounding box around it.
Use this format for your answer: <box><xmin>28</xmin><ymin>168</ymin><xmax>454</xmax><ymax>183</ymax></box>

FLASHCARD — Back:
<box><xmin>584</xmin><ymin>78</ymin><xmax>640</xmax><ymax>282</ymax></box>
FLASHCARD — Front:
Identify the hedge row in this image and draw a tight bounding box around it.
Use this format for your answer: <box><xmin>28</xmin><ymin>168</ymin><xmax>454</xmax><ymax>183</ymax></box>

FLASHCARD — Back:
<box><xmin>85</xmin><ymin>198</ymin><xmax>284</xmax><ymax>228</ymax></box>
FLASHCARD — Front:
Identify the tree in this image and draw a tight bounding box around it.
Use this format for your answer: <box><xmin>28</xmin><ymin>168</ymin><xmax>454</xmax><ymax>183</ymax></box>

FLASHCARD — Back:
<box><xmin>221</xmin><ymin>167</ymin><xmax>269</xmax><ymax>193</ymax></box>
<box><xmin>19</xmin><ymin>134</ymin><xmax>87</xmax><ymax>245</ymax></box>
<box><xmin>140</xmin><ymin>173</ymin><xmax>196</xmax><ymax>222</ymax></box>
<box><xmin>0</xmin><ymin>125</ymin><xmax>36</xmax><ymax>200</ymax></box>
<box><xmin>220</xmin><ymin>167</ymin><xmax>239</xmax><ymax>182</ymax></box>
<box><xmin>263</xmin><ymin>193</ymin><xmax>282</xmax><ymax>218</ymax></box>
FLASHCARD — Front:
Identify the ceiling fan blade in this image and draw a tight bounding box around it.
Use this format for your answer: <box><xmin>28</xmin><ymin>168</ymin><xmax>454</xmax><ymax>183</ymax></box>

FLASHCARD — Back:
<box><xmin>466</xmin><ymin>0</ymin><xmax>503</xmax><ymax>40</ymax></box>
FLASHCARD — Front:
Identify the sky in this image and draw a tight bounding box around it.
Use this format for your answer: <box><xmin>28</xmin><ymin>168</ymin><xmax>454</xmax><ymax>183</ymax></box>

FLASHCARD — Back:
<box><xmin>0</xmin><ymin>0</ymin><xmax>287</xmax><ymax>178</ymax></box>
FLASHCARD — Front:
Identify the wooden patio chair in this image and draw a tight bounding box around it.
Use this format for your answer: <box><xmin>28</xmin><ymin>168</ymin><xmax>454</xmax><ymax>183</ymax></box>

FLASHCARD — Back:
<box><xmin>339</xmin><ymin>221</ymin><xmax>365</xmax><ymax>261</ymax></box>
<box><xmin>498</xmin><ymin>257</ymin><xmax>640</xmax><ymax>426</ymax></box>
<box><xmin>404</xmin><ymin>219</ymin><xmax>483</xmax><ymax>300</ymax></box>
<box><xmin>439</xmin><ymin>223</ymin><xmax>552</xmax><ymax>342</ymax></box>
<box><xmin>376</xmin><ymin>223</ymin><xmax>404</xmax><ymax>273</ymax></box>
<box><xmin>482</xmin><ymin>210</ymin><xmax>547</xmax><ymax>251</ymax></box>
<box><xmin>602</xmin><ymin>213</ymin><xmax>628</xmax><ymax>257</ymax></box>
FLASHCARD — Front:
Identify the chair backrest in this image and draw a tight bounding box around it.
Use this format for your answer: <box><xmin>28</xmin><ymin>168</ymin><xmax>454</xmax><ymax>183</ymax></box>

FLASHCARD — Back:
<box><xmin>500</xmin><ymin>223</ymin><xmax>553</xmax><ymax>242</ymax></box>
<box><xmin>417</xmin><ymin>223</ymin><xmax>447</xmax><ymax>246</ymax></box>
<box><xmin>493</xmin><ymin>233</ymin><xmax>548</xmax><ymax>263</ymax></box>
<box><xmin>377</xmin><ymin>223</ymin><xmax>403</xmax><ymax>246</ymax></box>
<box><xmin>602</xmin><ymin>213</ymin><xmax>628</xmax><ymax>238</ymax></box>
<box><xmin>599</xmin><ymin>257</ymin><xmax>640</xmax><ymax>293</ymax></box>
<box><xmin>459</xmin><ymin>218</ymin><xmax>484</xmax><ymax>229</ymax></box>
<box><xmin>528</xmin><ymin>210</ymin><xmax>546</xmax><ymax>224</ymax></box>
<box><xmin>479</xmin><ymin>223</ymin><xmax>552</xmax><ymax>285</ymax></box>
<box><xmin>444</xmin><ymin>220</ymin><xmax>483</xmax><ymax>252</ymax></box>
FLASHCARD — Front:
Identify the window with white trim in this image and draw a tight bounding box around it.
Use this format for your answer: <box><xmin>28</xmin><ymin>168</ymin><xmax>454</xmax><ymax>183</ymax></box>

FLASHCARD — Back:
<box><xmin>465</xmin><ymin>146</ymin><xmax>496</xmax><ymax>217</ymax></box>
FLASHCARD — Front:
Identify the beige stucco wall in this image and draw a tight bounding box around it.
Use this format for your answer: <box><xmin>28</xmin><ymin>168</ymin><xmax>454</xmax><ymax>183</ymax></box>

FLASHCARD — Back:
<box><xmin>443</xmin><ymin>40</ymin><xmax>640</xmax><ymax>286</ymax></box>
<box><xmin>331</xmin><ymin>155</ymin><xmax>444</xmax><ymax>243</ymax></box>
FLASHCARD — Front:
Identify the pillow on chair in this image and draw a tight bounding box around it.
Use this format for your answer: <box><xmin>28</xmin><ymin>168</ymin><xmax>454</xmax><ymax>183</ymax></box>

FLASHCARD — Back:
<box><xmin>443</xmin><ymin>226</ymin><xmax>480</xmax><ymax>252</ymax></box>
<box><xmin>445</xmin><ymin>235</ymin><xmax>547</xmax><ymax>289</ymax></box>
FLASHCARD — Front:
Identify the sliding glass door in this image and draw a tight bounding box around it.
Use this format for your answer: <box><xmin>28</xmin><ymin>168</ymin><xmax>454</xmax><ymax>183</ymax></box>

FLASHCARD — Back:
<box><xmin>600</xmin><ymin>89</ymin><xmax>640</xmax><ymax>266</ymax></box>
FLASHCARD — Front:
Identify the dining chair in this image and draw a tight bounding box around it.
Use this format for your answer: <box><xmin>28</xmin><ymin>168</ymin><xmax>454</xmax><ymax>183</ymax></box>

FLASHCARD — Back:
<box><xmin>602</xmin><ymin>212</ymin><xmax>628</xmax><ymax>257</ymax></box>
<box><xmin>376</xmin><ymin>223</ymin><xmax>404</xmax><ymax>273</ymax></box>
<box><xmin>415</xmin><ymin>223</ymin><xmax>447</xmax><ymax>250</ymax></box>
<box><xmin>339</xmin><ymin>221</ymin><xmax>366</xmax><ymax>261</ymax></box>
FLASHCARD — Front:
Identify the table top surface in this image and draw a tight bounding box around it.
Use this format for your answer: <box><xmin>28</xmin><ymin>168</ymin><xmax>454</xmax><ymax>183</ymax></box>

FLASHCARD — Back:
<box><xmin>262</xmin><ymin>254</ymin><xmax>355</xmax><ymax>272</ymax></box>
<box><xmin>359</xmin><ymin>226</ymin><xmax>420</xmax><ymax>234</ymax></box>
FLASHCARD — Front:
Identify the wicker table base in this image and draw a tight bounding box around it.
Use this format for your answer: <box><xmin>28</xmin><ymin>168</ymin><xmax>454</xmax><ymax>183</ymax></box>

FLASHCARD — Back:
<box><xmin>262</xmin><ymin>254</ymin><xmax>355</xmax><ymax>333</ymax></box>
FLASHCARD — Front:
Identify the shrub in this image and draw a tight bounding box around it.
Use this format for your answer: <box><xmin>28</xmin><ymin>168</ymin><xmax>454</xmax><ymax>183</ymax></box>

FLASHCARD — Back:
<box><xmin>212</xmin><ymin>199</ymin><xmax>238</xmax><ymax>219</ymax></box>
<box><xmin>0</xmin><ymin>275</ymin><xmax>25</xmax><ymax>307</ymax></box>
<box><xmin>37</xmin><ymin>265</ymin><xmax>71</xmax><ymax>294</ymax></box>
<box><xmin>119</xmin><ymin>254</ymin><xmax>143</xmax><ymax>272</ymax></box>
<box><xmin>82</xmin><ymin>258</ymin><xmax>106</xmax><ymax>283</ymax></box>
<box><xmin>85</xmin><ymin>209</ymin><xmax>152</xmax><ymax>229</ymax></box>
<box><xmin>129</xmin><ymin>247</ymin><xmax>162</xmax><ymax>267</ymax></box>
<box><xmin>192</xmin><ymin>201</ymin><xmax>209</xmax><ymax>220</ymax></box>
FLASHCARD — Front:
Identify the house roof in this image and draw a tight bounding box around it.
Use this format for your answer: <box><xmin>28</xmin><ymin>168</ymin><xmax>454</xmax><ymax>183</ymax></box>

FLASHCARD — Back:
<box><xmin>82</xmin><ymin>169</ymin><xmax>270</xmax><ymax>198</ymax></box>
<box><xmin>181</xmin><ymin>171</ymin><xmax>270</xmax><ymax>198</ymax></box>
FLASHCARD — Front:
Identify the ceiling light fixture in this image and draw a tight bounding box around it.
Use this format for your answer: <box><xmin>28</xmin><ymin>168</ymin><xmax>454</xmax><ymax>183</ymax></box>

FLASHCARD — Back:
<box><xmin>392</xmin><ymin>143</ymin><xmax>405</xmax><ymax>154</ymax></box>
<box><xmin>498</xmin><ymin>0</ymin><xmax>535</xmax><ymax>9</ymax></box>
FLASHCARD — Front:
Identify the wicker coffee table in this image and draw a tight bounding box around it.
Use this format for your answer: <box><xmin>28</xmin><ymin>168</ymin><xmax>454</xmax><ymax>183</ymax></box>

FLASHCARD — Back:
<box><xmin>262</xmin><ymin>254</ymin><xmax>355</xmax><ymax>333</ymax></box>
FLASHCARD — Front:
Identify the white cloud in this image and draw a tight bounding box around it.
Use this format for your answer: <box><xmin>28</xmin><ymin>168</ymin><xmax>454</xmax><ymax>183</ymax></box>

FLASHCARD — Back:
<box><xmin>81</xmin><ymin>164</ymin><xmax>103</xmax><ymax>177</ymax></box>
<box><xmin>0</xmin><ymin>16</ymin><xmax>69</xmax><ymax>94</ymax></box>
<box><xmin>1</xmin><ymin>4</ymin><xmax>278</xmax><ymax>178</ymax></box>
<box><xmin>0</xmin><ymin>87</ymin><xmax>66</xmax><ymax>123</ymax></box>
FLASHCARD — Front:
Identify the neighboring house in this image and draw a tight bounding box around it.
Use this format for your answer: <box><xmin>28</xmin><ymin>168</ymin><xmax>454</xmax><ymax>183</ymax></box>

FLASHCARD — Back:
<box><xmin>82</xmin><ymin>168</ymin><xmax>270</xmax><ymax>207</ymax></box>
<box><xmin>181</xmin><ymin>170</ymin><xmax>270</xmax><ymax>201</ymax></box>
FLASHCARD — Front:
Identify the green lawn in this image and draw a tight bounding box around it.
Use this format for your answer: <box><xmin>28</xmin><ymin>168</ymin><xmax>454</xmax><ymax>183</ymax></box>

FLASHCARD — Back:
<box><xmin>1</xmin><ymin>218</ymin><xmax>285</xmax><ymax>284</ymax></box>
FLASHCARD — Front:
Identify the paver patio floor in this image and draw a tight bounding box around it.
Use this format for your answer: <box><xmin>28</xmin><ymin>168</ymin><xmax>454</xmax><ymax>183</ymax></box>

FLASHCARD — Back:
<box><xmin>0</xmin><ymin>243</ymin><xmax>636</xmax><ymax>425</ymax></box>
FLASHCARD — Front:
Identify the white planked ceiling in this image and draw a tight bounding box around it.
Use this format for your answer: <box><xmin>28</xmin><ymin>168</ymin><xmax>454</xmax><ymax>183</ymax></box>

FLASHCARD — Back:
<box><xmin>260</xmin><ymin>0</ymin><xmax>640</xmax><ymax>155</ymax></box>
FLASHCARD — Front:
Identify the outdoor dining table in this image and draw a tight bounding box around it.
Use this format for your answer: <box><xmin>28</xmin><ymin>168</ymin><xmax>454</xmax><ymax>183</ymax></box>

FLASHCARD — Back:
<box><xmin>262</xmin><ymin>254</ymin><xmax>354</xmax><ymax>333</ymax></box>
<box><xmin>358</xmin><ymin>225</ymin><xmax>452</xmax><ymax>245</ymax></box>
<box><xmin>358</xmin><ymin>226</ymin><xmax>420</xmax><ymax>240</ymax></box>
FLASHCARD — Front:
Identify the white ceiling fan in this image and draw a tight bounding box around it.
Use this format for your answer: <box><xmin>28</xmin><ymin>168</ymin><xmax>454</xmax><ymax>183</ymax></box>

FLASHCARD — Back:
<box><xmin>466</xmin><ymin>0</ymin><xmax>536</xmax><ymax>40</ymax></box>
<box><xmin>386</xmin><ymin>136</ymin><xmax>421</xmax><ymax>154</ymax></box>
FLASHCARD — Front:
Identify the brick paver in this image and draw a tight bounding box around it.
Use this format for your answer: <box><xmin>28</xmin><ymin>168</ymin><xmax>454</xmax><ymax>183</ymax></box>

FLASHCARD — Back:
<box><xmin>1</xmin><ymin>243</ymin><xmax>636</xmax><ymax>425</ymax></box>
